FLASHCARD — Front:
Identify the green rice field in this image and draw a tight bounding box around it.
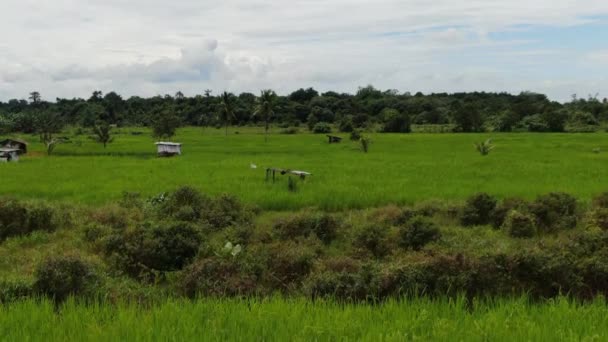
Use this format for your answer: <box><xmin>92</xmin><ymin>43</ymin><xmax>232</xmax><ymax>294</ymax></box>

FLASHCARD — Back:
<box><xmin>0</xmin><ymin>127</ymin><xmax>606</xmax><ymax>209</ymax></box>
<box><xmin>1</xmin><ymin>296</ymin><xmax>607</xmax><ymax>341</ymax></box>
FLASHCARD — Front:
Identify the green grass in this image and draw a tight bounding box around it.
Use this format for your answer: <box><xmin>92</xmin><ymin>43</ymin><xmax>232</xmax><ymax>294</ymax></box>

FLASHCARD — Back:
<box><xmin>1</xmin><ymin>127</ymin><xmax>607</xmax><ymax>210</ymax></box>
<box><xmin>1</xmin><ymin>296</ymin><xmax>607</xmax><ymax>341</ymax></box>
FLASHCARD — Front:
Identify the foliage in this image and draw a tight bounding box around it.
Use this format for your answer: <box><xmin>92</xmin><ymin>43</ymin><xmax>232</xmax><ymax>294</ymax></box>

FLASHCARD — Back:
<box><xmin>91</xmin><ymin>121</ymin><xmax>114</xmax><ymax>148</ymax></box>
<box><xmin>151</xmin><ymin>107</ymin><xmax>181</xmax><ymax>139</ymax></box>
<box><xmin>491</xmin><ymin>197</ymin><xmax>528</xmax><ymax>228</ymax></box>
<box><xmin>474</xmin><ymin>138</ymin><xmax>494</xmax><ymax>156</ymax></box>
<box><xmin>33</xmin><ymin>255</ymin><xmax>99</xmax><ymax>302</ymax></box>
<box><xmin>312</xmin><ymin>122</ymin><xmax>332</xmax><ymax>133</ymax></box>
<box><xmin>502</xmin><ymin>210</ymin><xmax>537</xmax><ymax>238</ymax></box>
<box><xmin>359</xmin><ymin>135</ymin><xmax>371</xmax><ymax>152</ymax></box>
<box><xmin>399</xmin><ymin>216</ymin><xmax>441</xmax><ymax>250</ymax></box>
<box><xmin>529</xmin><ymin>192</ymin><xmax>578</xmax><ymax>232</ymax></box>
<box><xmin>460</xmin><ymin>193</ymin><xmax>498</xmax><ymax>226</ymax></box>
<box><xmin>273</xmin><ymin>212</ymin><xmax>339</xmax><ymax>244</ymax></box>
<box><xmin>381</xmin><ymin>108</ymin><xmax>411</xmax><ymax>133</ymax></box>
<box><xmin>254</xmin><ymin>90</ymin><xmax>277</xmax><ymax>141</ymax></box>
<box><xmin>218</xmin><ymin>91</ymin><xmax>235</xmax><ymax>136</ymax></box>
<box><xmin>352</xmin><ymin>224</ymin><xmax>390</xmax><ymax>258</ymax></box>
<box><xmin>0</xmin><ymin>198</ymin><xmax>58</xmax><ymax>240</ymax></box>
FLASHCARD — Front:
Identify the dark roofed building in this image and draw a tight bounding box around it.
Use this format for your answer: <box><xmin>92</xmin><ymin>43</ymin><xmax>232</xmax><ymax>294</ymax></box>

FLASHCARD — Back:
<box><xmin>0</xmin><ymin>139</ymin><xmax>28</xmax><ymax>154</ymax></box>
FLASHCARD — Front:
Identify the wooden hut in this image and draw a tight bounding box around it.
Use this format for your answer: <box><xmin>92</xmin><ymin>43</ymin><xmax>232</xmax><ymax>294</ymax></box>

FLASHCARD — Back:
<box><xmin>0</xmin><ymin>139</ymin><xmax>28</xmax><ymax>154</ymax></box>
<box><xmin>0</xmin><ymin>148</ymin><xmax>20</xmax><ymax>162</ymax></box>
<box><xmin>155</xmin><ymin>142</ymin><xmax>182</xmax><ymax>157</ymax></box>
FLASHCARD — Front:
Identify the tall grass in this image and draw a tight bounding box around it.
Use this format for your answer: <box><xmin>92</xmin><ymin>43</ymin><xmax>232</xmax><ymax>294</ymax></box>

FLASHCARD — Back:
<box><xmin>1</xmin><ymin>127</ymin><xmax>607</xmax><ymax>210</ymax></box>
<box><xmin>0</xmin><ymin>296</ymin><xmax>607</xmax><ymax>341</ymax></box>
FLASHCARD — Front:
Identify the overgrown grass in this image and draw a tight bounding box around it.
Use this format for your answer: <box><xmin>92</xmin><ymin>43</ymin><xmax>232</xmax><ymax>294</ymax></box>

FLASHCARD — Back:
<box><xmin>0</xmin><ymin>127</ymin><xmax>607</xmax><ymax>210</ymax></box>
<box><xmin>1</xmin><ymin>296</ymin><xmax>607</xmax><ymax>341</ymax></box>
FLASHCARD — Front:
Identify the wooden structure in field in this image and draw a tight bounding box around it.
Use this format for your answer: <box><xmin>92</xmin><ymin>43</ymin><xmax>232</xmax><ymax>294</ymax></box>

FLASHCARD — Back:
<box><xmin>0</xmin><ymin>148</ymin><xmax>20</xmax><ymax>162</ymax></box>
<box><xmin>0</xmin><ymin>139</ymin><xmax>28</xmax><ymax>154</ymax></box>
<box><xmin>327</xmin><ymin>135</ymin><xmax>342</xmax><ymax>144</ymax></box>
<box><xmin>265</xmin><ymin>167</ymin><xmax>312</xmax><ymax>182</ymax></box>
<box><xmin>155</xmin><ymin>142</ymin><xmax>182</xmax><ymax>157</ymax></box>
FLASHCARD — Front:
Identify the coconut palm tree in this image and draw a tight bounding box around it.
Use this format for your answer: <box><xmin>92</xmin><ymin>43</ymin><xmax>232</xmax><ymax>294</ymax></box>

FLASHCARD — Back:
<box><xmin>254</xmin><ymin>89</ymin><xmax>276</xmax><ymax>142</ymax></box>
<box><xmin>218</xmin><ymin>91</ymin><xmax>235</xmax><ymax>136</ymax></box>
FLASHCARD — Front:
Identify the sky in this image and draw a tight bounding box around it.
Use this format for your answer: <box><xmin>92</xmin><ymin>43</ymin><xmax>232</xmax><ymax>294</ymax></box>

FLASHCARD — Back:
<box><xmin>0</xmin><ymin>0</ymin><xmax>607</xmax><ymax>102</ymax></box>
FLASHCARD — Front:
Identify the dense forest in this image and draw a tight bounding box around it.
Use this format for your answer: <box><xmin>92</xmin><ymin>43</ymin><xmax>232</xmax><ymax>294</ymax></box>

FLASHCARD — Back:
<box><xmin>1</xmin><ymin>86</ymin><xmax>607</xmax><ymax>135</ymax></box>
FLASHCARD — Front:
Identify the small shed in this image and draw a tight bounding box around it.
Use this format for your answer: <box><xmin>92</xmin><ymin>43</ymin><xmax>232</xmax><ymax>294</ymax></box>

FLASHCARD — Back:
<box><xmin>0</xmin><ymin>148</ymin><xmax>20</xmax><ymax>162</ymax></box>
<box><xmin>327</xmin><ymin>135</ymin><xmax>342</xmax><ymax>144</ymax></box>
<box><xmin>0</xmin><ymin>139</ymin><xmax>28</xmax><ymax>154</ymax></box>
<box><xmin>155</xmin><ymin>142</ymin><xmax>182</xmax><ymax>157</ymax></box>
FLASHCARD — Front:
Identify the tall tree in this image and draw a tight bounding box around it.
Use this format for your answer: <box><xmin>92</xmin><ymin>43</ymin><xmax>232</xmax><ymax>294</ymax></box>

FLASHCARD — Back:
<box><xmin>35</xmin><ymin>111</ymin><xmax>65</xmax><ymax>155</ymax></box>
<box><xmin>218</xmin><ymin>91</ymin><xmax>235</xmax><ymax>136</ymax></box>
<box><xmin>29</xmin><ymin>91</ymin><xmax>41</xmax><ymax>105</ymax></box>
<box><xmin>254</xmin><ymin>89</ymin><xmax>276</xmax><ymax>142</ymax></box>
<box><xmin>151</xmin><ymin>106</ymin><xmax>181</xmax><ymax>140</ymax></box>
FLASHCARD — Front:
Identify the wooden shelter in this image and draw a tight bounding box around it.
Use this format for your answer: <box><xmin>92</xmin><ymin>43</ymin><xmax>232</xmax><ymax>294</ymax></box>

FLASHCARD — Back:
<box><xmin>0</xmin><ymin>139</ymin><xmax>28</xmax><ymax>154</ymax></box>
<box><xmin>327</xmin><ymin>135</ymin><xmax>342</xmax><ymax>144</ymax></box>
<box><xmin>0</xmin><ymin>148</ymin><xmax>20</xmax><ymax>162</ymax></box>
<box><xmin>155</xmin><ymin>142</ymin><xmax>182</xmax><ymax>157</ymax></box>
<box><xmin>265</xmin><ymin>167</ymin><xmax>312</xmax><ymax>182</ymax></box>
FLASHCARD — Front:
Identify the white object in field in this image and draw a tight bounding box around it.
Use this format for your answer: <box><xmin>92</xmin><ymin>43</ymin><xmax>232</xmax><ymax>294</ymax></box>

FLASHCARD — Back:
<box><xmin>250</xmin><ymin>163</ymin><xmax>257</xmax><ymax>169</ymax></box>
<box><xmin>0</xmin><ymin>148</ymin><xmax>20</xmax><ymax>162</ymax></box>
<box><xmin>290</xmin><ymin>170</ymin><xmax>312</xmax><ymax>176</ymax></box>
<box><xmin>155</xmin><ymin>142</ymin><xmax>182</xmax><ymax>156</ymax></box>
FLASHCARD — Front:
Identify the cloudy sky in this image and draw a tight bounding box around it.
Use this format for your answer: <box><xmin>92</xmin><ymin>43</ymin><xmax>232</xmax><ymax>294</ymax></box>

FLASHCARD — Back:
<box><xmin>1</xmin><ymin>0</ymin><xmax>607</xmax><ymax>102</ymax></box>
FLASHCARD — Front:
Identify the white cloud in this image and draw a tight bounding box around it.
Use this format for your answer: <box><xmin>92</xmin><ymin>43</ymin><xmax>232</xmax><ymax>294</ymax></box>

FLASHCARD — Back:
<box><xmin>1</xmin><ymin>0</ymin><xmax>608</xmax><ymax>101</ymax></box>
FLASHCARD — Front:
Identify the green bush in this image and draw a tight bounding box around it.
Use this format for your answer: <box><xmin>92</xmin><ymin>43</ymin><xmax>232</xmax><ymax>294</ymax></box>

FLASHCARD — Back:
<box><xmin>304</xmin><ymin>262</ymin><xmax>380</xmax><ymax>302</ymax></box>
<box><xmin>352</xmin><ymin>225</ymin><xmax>390</xmax><ymax>258</ymax></box>
<box><xmin>0</xmin><ymin>198</ymin><xmax>58</xmax><ymax>240</ymax></box>
<box><xmin>280</xmin><ymin>127</ymin><xmax>298</xmax><ymax>134</ymax></box>
<box><xmin>312</xmin><ymin>122</ymin><xmax>332</xmax><ymax>134</ymax></box>
<box><xmin>33</xmin><ymin>255</ymin><xmax>99</xmax><ymax>302</ymax></box>
<box><xmin>202</xmin><ymin>193</ymin><xmax>254</xmax><ymax>230</ymax></box>
<box><xmin>0</xmin><ymin>280</ymin><xmax>33</xmax><ymax>303</ymax></box>
<box><xmin>503</xmin><ymin>210</ymin><xmax>537</xmax><ymax>238</ymax></box>
<box><xmin>381</xmin><ymin>109</ymin><xmax>411</xmax><ymax>133</ymax></box>
<box><xmin>590</xmin><ymin>208</ymin><xmax>608</xmax><ymax>231</ymax></box>
<box><xmin>530</xmin><ymin>192</ymin><xmax>578</xmax><ymax>232</ymax></box>
<box><xmin>349</xmin><ymin>130</ymin><xmax>361</xmax><ymax>141</ymax></box>
<box><xmin>460</xmin><ymin>193</ymin><xmax>498</xmax><ymax>226</ymax></box>
<box><xmin>338</xmin><ymin>117</ymin><xmax>354</xmax><ymax>132</ymax></box>
<box><xmin>104</xmin><ymin>222</ymin><xmax>202</xmax><ymax>278</ymax></box>
<box><xmin>90</xmin><ymin>204</ymin><xmax>132</xmax><ymax>230</ymax></box>
<box><xmin>264</xmin><ymin>241</ymin><xmax>317</xmax><ymax>289</ymax></box>
<box><xmin>592</xmin><ymin>192</ymin><xmax>608</xmax><ymax>209</ymax></box>
<box><xmin>178</xmin><ymin>256</ymin><xmax>262</xmax><ymax>298</ymax></box>
<box><xmin>273</xmin><ymin>212</ymin><xmax>340</xmax><ymax>244</ymax></box>
<box><xmin>160</xmin><ymin>186</ymin><xmax>209</xmax><ymax>220</ymax></box>
<box><xmin>491</xmin><ymin>197</ymin><xmax>528</xmax><ymax>229</ymax></box>
<box><xmin>399</xmin><ymin>216</ymin><xmax>441</xmax><ymax>251</ymax></box>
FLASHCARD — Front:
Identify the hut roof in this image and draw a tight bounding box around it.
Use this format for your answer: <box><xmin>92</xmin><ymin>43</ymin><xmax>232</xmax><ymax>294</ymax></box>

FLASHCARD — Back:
<box><xmin>155</xmin><ymin>142</ymin><xmax>181</xmax><ymax>146</ymax></box>
<box><xmin>0</xmin><ymin>138</ymin><xmax>28</xmax><ymax>145</ymax></box>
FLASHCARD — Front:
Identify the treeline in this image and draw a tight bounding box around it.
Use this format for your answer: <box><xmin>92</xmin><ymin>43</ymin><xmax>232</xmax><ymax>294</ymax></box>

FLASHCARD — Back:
<box><xmin>1</xmin><ymin>86</ymin><xmax>608</xmax><ymax>134</ymax></box>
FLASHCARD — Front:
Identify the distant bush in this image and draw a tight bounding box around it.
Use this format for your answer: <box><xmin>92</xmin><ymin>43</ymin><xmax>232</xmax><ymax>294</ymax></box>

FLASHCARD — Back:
<box><xmin>104</xmin><ymin>222</ymin><xmax>202</xmax><ymax>279</ymax></box>
<box><xmin>530</xmin><ymin>192</ymin><xmax>578</xmax><ymax>232</ymax></box>
<box><xmin>33</xmin><ymin>255</ymin><xmax>99</xmax><ymax>302</ymax></box>
<box><xmin>201</xmin><ymin>193</ymin><xmax>254</xmax><ymax>230</ymax></box>
<box><xmin>264</xmin><ymin>241</ymin><xmax>317</xmax><ymax>289</ymax></box>
<box><xmin>592</xmin><ymin>192</ymin><xmax>608</xmax><ymax>209</ymax></box>
<box><xmin>338</xmin><ymin>117</ymin><xmax>354</xmax><ymax>132</ymax></box>
<box><xmin>381</xmin><ymin>109</ymin><xmax>411</xmax><ymax>133</ymax></box>
<box><xmin>360</xmin><ymin>136</ymin><xmax>371</xmax><ymax>153</ymax></box>
<box><xmin>90</xmin><ymin>204</ymin><xmax>133</xmax><ymax>230</ymax></box>
<box><xmin>491</xmin><ymin>197</ymin><xmax>529</xmax><ymax>229</ymax></box>
<box><xmin>160</xmin><ymin>186</ymin><xmax>209</xmax><ymax>221</ymax></box>
<box><xmin>304</xmin><ymin>262</ymin><xmax>380</xmax><ymax>301</ymax></box>
<box><xmin>503</xmin><ymin>210</ymin><xmax>537</xmax><ymax>238</ymax></box>
<box><xmin>178</xmin><ymin>256</ymin><xmax>262</xmax><ymax>298</ymax></box>
<box><xmin>590</xmin><ymin>208</ymin><xmax>608</xmax><ymax>231</ymax></box>
<box><xmin>280</xmin><ymin>127</ymin><xmax>298</xmax><ymax>134</ymax></box>
<box><xmin>273</xmin><ymin>212</ymin><xmax>340</xmax><ymax>244</ymax></box>
<box><xmin>0</xmin><ymin>280</ymin><xmax>33</xmax><ymax>303</ymax></box>
<box><xmin>312</xmin><ymin>122</ymin><xmax>332</xmax><ymax>134</ymax></box>
<box><xmin>460</xmin><ymin>193</ymin><xmax>498</xmax><ymax>226</ymax></box>
<box><xmin>399</xmin><ymin>216</ymin><xmax>441</xmax><ymax>251</ymax></box>
<box><xmin>349</xmin><ymin>130</ymin><xmax>361</xmax><ymax>141</ymax></box>
<box><xmin>352</xmin><ymin>225</ymin><xmax>390</xmax><ymax>258</ymax></box>
<box><xmin>0</xmin><ymin>198</ymin><xmax>58</xmax><ymax>240</ymax></box>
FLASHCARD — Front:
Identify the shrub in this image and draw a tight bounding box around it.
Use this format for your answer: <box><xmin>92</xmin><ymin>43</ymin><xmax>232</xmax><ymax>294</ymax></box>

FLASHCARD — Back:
<box><xmin>503</xmin><ymin>210</ymin><xmax>537</xmax><ymax>238</ymax></box>
<box><xmin>530</xmin><ymin>192</ymin><xmax>577</xmax><ymax>232</ymax></box>
<box><xmin>264</xmin><ymin>241</ymin><xmax>317</xmax><ymax>289</ymax></box>
<box><xmin>160</xmin><ymin>186</ymin><xmax>209</xmax><ymax>220</ymax></box>
<box><xmin>460</xmin><ymin>193</ymin><xmax>498</xmax><ymax>226</ymax></box>
<box><xmin>491</xmin><ymin>197</ymin><xmax>528</xmax><ymax>229</ymax></box>
<box><xmin>202</xmin><ymin>193</ymin><xmax>254</xmax><ymax>230</ymax></box>
<box><xmin>0</xmin><ymin>198</ymin><xmax>58</xmax><ymax>240</ymax></box>
<box><xmin>273</xmin><ymin>212</ymin><xmax>340</xmax><ymax>244</ymax></box>
<box><xmin>0</xmin><ymin>280</ymin><xmax>33</xmax><ymax>303</ymax></box>
<box><xmin>592</xmin><ymin>192</ymin><xmax>608</xmax><ymax>209</ymax></box>
<box><xmin>90</xmin><ymin>205</ymin><xmax>131</xmax><ymax>230</ymax></box>
<box><xmin>352</xmin><ymin>225</ymin><xmax>390</xmax><ymax>258</ymax></box>
<box><xmin>590</xmin><ymin>208</ymin><xmax>608</xmax><ymax>231</ymax></box>
<box><xmin>280</xmin><ymin>127</ymin><xmax>298</xmax><ymax>134</ymax></box>
<box><xmin>381</xmin><ymin>109</ymin><xmax>411</xmax><ymax>133</ymax></box>
<box><xmin>178</xmin><ymin>256</ymin><xmax>262</xmax><ymax>298</ymax></box>
<box><xmin>312</xmin><ymin>122</ymin><xmax>332</xmax><ymax>134</ymax></box>
<box><xmin>360</xmin><ymin>136</ymin><xmax>371</xmax><ymax>153</ymax></box>
<box><xmin>104</xmin><ymin>222</ymin><xmax>202</xmax><ymax>278</ymax></box>
<box><xmin>474</xmin><ymin>139</ymin><xmax>494</xmax><ymax>156</ymax></box>
<box><xmin>33</xmin><ymin>255</ymin><xmax>99</xmax><ymax>302</ymax></box>
<box><xmin>399</xmin><ymin>216</ymin><xmax>441</xmax><ymax>251</ymax></box>
<box><xmin>338</xmin><ymin>117</ymin><xmax>354</xmax><ymax>132</ymax></box>
<box><xmin>304</xmin><ymin>262</ymin><xmax>380</xmax><ymax>302</ymax></box>
<box><xmin>349</xmin><ymin>130</ymin><xmax>361</xmax><ymax>141</ymax></box>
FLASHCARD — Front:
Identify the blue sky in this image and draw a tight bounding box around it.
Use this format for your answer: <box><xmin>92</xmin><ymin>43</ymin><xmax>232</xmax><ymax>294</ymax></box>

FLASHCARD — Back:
<box><xmin>0</xmin><ymin>1</ymin><xmax>607</xmax><ymax>102</ymax></box>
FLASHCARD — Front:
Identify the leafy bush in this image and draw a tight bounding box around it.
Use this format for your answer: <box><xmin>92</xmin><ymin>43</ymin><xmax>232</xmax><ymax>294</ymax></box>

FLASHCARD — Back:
<box><xmin>0</xmin><ymin>280</ymin><xmax>33</xmax><ymax>303</ymax></box>
<box><xmin>349</xmin><ymin>130</ymin><xmax>361</xmax><ymax>141</ymax></box>
<box><xmin>503</xmin><ymin>210</ymin><xmax>537</xmax><ymax>238</ymax></box>
<box><xmin>474</xmin><ymin>139</ymin><xmax>494</xmax><ymax>156</ymax></box>
<box><xmin>460</xmin><ymin>193</ymin><xmax>498</xmax><ymax>226</ymax></box>
<box><xmin>104</xmin><ymin>222</ymin><xmax>202</xmax><ymax>278</ymax></box>
<box><xmin>280</xmin><ymin>127</ymin><xmax>298</xmax><ymax>134</ymax></box>
<box><xmin>273</xmin><ymin>212</ymin><xmax>340</xmax><ymax>244</ymax></box>
<box><xmin>491</xmin><ymin>197</ymin><xmax>529</xmax><ymax>228</ymax></box>
<box><xmin>160</xmin><ymin>186</ymin><xmax>209</xmax><ymax>221</ymax></box>
<box><xmin>33</xmin><ymin>255</ymin><xmax>99</xmax><ymax>302</ymax></box>
<box><xmin>312</xmin><ymin>122</ymin><xmax>332</xmax><ymax>134</ymax></box>
<box><xmin>530</xmin><ymin>192</ymin><xmax>577</xmax><ymax>232</ymax></box>
<box><xmin>304</xmin><ymin>262</ymin><xmax>380</xmax><ymax>301</ymax></box>
<box><xmin>360</xmin><ymin>136</ymin><xmax>371</xmax><ymax>153</ymax></box>
<box><xmin>590</xmin><ymin>208</ymin><xmax>608</xmax><ymax>231</ymax></box>
<box><xmin>338</xmin><ymin>117</ymin><xmax>354</xmax><ymax>132</ymax></box>
<box><xmin>352</xmin><ymin>225</ymin><xmax>390</xmax><ymax>258</ymax></box>
<box><xmin>178</xmin><ymin>256</ymin><xmax>262</xmax><ymax>298</ymax></box>
<box><xmin>381</xmin><ymin>109</ymin><xmax>411</xmax><ymax>133</ymax></box>
<box><xmin>592</xmin><ymin>192</ymin><xmax>608</xmax><ymax>209</ymax></box>
<box><xmin>90</xmin><ymin>205</ymin><xmax>132</xmax><ymax>230</ymax></box>
<box><xmin>0</xmin><ymin>198</ymin><xmax>58</xmax><ymax>240</ymax></box>
<box><xmin>264</xmin><ymin>241</ymin><xmax>317</xmax><ymax>289</ymax></box>
<box><xmin>201</xmin><ymin>193</ymin><xmax>254</xmax><ymax>230</ymax></box>
<box><xmin>399</xmin><ymin>216</ymin><xmax>441</xmax><ymax>251</ymax></box>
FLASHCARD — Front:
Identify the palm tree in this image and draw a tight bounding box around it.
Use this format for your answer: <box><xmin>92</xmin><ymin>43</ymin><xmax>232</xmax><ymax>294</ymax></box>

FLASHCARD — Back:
<box><xmin>254</xmin><ymin>89</ymin><xmax>276</xmax><ymax>142</ymax></box>
<box><xmin>218</xmin><ymin>91</ymin><xmax>235</xmax><ymax>136</ymax></box>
